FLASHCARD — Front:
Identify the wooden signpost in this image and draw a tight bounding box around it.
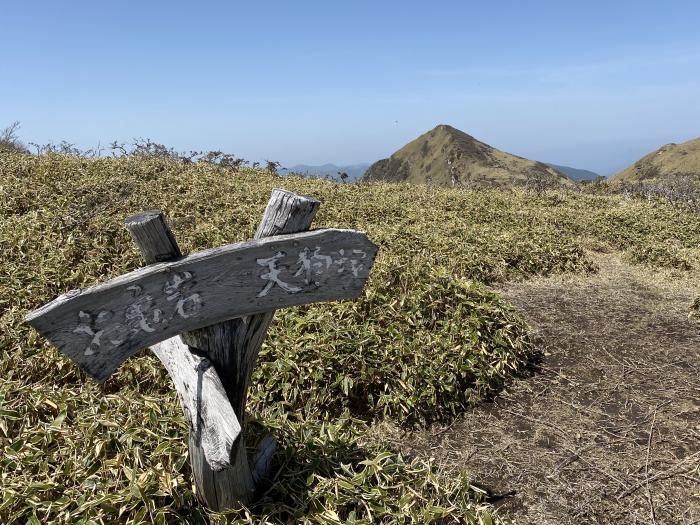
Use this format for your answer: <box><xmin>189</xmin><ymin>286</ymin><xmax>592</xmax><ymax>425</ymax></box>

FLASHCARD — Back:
<box><xmin>25</xmin><ymin>189</ymin><xmax>378</xmax><ymax>510</ymax></box>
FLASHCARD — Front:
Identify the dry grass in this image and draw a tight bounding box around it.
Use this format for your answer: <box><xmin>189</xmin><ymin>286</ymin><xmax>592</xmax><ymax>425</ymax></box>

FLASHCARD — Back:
<box><xmin>375</xmin><ymin>253</ymin><xmax>700</xmax><ymax>524</ymax></box>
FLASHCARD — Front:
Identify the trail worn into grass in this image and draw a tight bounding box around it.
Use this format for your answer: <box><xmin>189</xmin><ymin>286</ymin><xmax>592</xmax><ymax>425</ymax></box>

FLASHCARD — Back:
<box><xmin>377</xmin><ymin>252</ymin><xmax>700</xmax><ymax>524</ymax></box>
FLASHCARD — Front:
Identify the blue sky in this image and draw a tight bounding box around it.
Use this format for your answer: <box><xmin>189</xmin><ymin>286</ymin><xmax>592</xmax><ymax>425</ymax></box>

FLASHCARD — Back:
<box><xmin>2</xmin><ymin>1</ymin><xmax>699</xmax><ymax>174</ymax></box>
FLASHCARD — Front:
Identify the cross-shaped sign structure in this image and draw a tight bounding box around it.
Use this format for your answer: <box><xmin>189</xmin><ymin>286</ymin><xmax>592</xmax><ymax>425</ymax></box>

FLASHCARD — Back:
<box><xmin>25</xmin><ymin>189</ymin><xmax>378</xmax><ymax>510</ymax></box>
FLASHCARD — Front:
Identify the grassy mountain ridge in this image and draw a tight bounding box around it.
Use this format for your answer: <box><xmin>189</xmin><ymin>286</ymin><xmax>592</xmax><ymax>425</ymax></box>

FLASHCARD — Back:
<box><xmin>611</xmin><ymin>136</ymin><xmax>700</xmax><ymax>182</ymax></box>
<box><xmin>362</xmin><ymin>124</ymin><xmax>574</xmax><ymax>187</ymax></box>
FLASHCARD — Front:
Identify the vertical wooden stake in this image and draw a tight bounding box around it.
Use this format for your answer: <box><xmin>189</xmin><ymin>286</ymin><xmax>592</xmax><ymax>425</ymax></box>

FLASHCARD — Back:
<box><xmin>124</xmin><ymin>189</ymin><xmax>319</xmax><ymax>510</ymax></box>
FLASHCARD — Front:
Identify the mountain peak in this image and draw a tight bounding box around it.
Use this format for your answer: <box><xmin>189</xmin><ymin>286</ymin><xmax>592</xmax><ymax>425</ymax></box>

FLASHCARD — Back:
<box><xmin>431</xmin><ymin>123</ymin><xmax>460</xmax><ymax>133</ymax></box>
<box><xmin>362</xmin><ymin>125</ymin><xmax>572</xmax><ymax>187</ymax></box>
<box><xmin>429</xmin><ymin>124</ymin><xmax>476</xmax><ymax>141</ymax></box>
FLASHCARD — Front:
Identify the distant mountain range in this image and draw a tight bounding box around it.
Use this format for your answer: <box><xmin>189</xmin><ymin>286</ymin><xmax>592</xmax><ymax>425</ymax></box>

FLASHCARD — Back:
<box><xmin>545</xmin><ymin>163</ymin><xmax>601</xmax><ymax>181</ymax></box>
<box><xmin>281</xmin><ymin>163</ymin><xmax>370</xmax><ymax>182</ymax></box>
<box><xmin>610</xmin><ymin>136</ymin><xmax>700</xmax><ymax>182</ymax></box>
<box><xmin>362</xmin><ymin>124</ymin><xmax>573</xmax><ymax>187</ymax></box>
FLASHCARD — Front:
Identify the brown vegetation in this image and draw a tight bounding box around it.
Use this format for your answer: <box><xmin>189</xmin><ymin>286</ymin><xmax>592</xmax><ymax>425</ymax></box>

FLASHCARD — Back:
<box><xmin>362</xmin><ymin>124</ymin><xmax>573</xmax><ymax>188</ymax></box>
<box><xmin>611</xmin><ymin>136</ymin><xmax>700</xmax><ymax>182</ymax></box>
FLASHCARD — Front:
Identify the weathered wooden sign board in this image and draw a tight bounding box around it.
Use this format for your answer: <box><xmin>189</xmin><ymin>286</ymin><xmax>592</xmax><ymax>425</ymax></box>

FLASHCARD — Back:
<box><xmin>27</xmin><ymin>228</ymin><xmax>376</xmax><ymax>382</ymax></box>
<box><xmin>25</xmin><ymin>189</ymin><xmax>378</xmax><ymax>511</ymax></box>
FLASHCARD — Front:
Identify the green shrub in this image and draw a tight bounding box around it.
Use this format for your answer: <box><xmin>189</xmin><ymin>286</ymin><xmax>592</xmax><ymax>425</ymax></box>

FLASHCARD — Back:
<box><xmin>239</xmin><ymin>417</ymin><xmax>495</xmax><ymax>525</ymax></box>
<box><xmin>627</xmin><ymin>243</ymin><xmax>693</xmax><ymax>270</ymax></box>
<box><xmin>587</xmin><ymin>201</ymin><xmax>700</xmax><ymax>267</ymax></box>
<box><xmin>254</xmin><ymin>267</ymin><xmax>534</xmax><ymax>426</ymax></box>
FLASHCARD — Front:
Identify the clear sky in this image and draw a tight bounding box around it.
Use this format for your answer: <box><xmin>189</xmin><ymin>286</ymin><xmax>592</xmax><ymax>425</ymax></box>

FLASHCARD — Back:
<box><xmin>3</xmin><ymin>1</ymin><xmax>699</xmax><ymax>174</ymax></box>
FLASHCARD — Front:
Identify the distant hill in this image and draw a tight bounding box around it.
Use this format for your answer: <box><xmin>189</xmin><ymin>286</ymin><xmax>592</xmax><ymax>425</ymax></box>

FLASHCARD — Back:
<box><xmin>362</xmin><ymin>124</ymin><xmax>573</xmax><ymax>188</ymax></box>
<box><xmin>546</xmin><ymin>163</ymin><xmax>601</xmax><ymax>181</ymax></box>
<box><xmin>610</xmin><ymin>137</ymin><xmax>700</xmax><ymax>182</ymax></box>
<box><xmin>282</xmin><ymin>163</ymin><xmax>369</xmax><ymax>182</ymax></box>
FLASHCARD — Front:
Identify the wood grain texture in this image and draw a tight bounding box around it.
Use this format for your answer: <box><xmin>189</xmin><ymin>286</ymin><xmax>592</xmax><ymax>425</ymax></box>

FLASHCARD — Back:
<box><xmin>192</xmin><ymin>189</ymin><xmax>322</xmax><ymax>417</ymax></box>
<box><xmin>181</xmin><ymin>189</ymin><xmax>321</xmax><ymax>507</ymax></box>
<box><xmin>124</xmin><ymin>210</ymin><xmax>182</xmax><ymax>264</ymax></box>
<box><xmin>123</xmin><ymin>209</ymin><xmax>242</xmax><ymax>473</ymax></box>
<box><xmin>150</xmin><ymin>336</ymin><xmax>241</xmax><ymax>470</ymax></box>
<box><xmin>130</xmin><ymin>190</ymin><xmax>327</xmax><ymax>509</ymax></box>
<box><xmin>124</xmin><ymin>207</ymin><xmax>258</xmax><ymax>507</ymax></box>
<box><xmin>26</xmin><ymin>228</ymin><xmax>378</xmax><ymax>381</ymax></box>
<box><xmin>254</xmin><ymin>189</ymin><xmax>320</xmax><ymax>239</ymax></box>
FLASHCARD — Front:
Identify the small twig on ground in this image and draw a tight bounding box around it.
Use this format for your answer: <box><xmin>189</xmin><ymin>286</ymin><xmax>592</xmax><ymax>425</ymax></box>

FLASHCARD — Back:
<box><xmin>502</xmin><ymin>408</ymin><xmax>631</xmax><ymax>489</ymax></box>
<box><xmin>557</xmin><ymin>443</ymin><xmax>630</xmax><ymax>490</ymax></box>
<box><xmin>618</xmin><ymin>450</ymin><xmax>700</xmax><ymax>499</ymax></box>
<box><xmin>645</xmin><ymin>407</ymin><xmax>657</xmax><ymax>524</ymax></box>
<box><xmin>430</xmin><ymin>419</ymin><xmax>459</xmax><ymax>438</ymax></box>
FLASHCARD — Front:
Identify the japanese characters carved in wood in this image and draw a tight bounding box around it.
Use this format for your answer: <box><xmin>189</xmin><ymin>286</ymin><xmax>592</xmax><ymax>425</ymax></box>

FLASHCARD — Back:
<box><xmin>27</xmin><ymin>228</ymin><xmax>378</xmax><ymax>382</ymax></box>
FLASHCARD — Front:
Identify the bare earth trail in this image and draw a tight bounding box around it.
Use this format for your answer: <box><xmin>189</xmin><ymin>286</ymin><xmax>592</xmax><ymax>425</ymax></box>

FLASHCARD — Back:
<box><xmin>376</xmin><ymin>252</ymin><xmax>700</xmax><ymax>524</ymax></box>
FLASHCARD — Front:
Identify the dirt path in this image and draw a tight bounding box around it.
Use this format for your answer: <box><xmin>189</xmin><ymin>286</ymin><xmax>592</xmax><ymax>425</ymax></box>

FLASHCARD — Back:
<box><xmin>378</xmin><ymin>253</ymin><xmax>700</xmax><ymax>524</ymax></box>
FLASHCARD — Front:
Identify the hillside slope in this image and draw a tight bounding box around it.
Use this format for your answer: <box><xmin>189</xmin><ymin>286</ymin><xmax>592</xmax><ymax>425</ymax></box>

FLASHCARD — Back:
<box><xmin>363</xmin><ymin>124</ymin><xmax>573</xmax><ymax>187</ymax></box>
<box><xmin>611</xmin><ymin>136</ymin><xmax>700</xmax><ymax>182</ymax></box>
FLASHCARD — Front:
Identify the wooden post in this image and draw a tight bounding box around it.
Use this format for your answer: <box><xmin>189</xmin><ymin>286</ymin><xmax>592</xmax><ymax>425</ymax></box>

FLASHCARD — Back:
<box><xmin>125</xmin><ymin>190</ymin><xmax>320</xmax><ymax>509</ymax></box>
<box><xmin>26</xmin><ymin>188</ymin><xmax>378</xmax><ymax>511</ymax></box>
